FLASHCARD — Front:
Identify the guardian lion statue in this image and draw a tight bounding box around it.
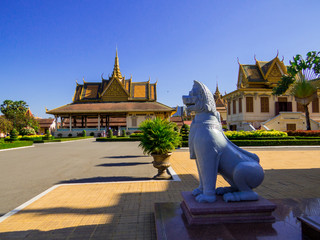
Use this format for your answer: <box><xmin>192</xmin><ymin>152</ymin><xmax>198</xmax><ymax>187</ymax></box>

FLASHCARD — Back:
<box><xmin>182</xmin><ymin>81</ymin><xmax>264</xmax><ymax>203</ymax></box>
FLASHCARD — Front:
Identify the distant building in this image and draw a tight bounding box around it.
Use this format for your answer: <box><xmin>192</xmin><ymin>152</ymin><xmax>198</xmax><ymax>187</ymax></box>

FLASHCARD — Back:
<box><xmin>46</xmin><ymin>51</ymin><xmax>175</xmax><ymax>136</ymax></box>
<box><xmin>223</xmin><ymin>55</ymin><xmax>320</xmax><ymax>131</ymax></box>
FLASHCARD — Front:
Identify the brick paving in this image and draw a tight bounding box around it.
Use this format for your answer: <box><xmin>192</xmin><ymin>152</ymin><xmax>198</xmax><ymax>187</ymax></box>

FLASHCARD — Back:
<box><xmin>0</xmin><ymin>149</ymin><xmax>320</xmax><ymax>239</ymax></box>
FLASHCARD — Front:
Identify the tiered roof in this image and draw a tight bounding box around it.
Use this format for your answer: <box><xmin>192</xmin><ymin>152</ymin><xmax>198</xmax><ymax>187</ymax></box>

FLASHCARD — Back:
<box><xmin>47</xmin><ymin>51</ymin><xmax>174</xmax><ymax>116</ymax></box>
<box><xmin>72</xmin><ymin>51</ymin><xmax>157</xmax><ymax>102</ymax></box>
<box><xmin>237</xmin><ymin>55</ymin><xmax>287</xmax><ymax>89</ymax></box>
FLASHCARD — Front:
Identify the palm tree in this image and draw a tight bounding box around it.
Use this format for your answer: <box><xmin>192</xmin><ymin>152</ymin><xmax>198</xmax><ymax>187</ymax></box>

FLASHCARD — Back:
<box><xmin>273</xmin><ymin>51</ymin><xmax>320</xmax><ymax>130</ymax></box>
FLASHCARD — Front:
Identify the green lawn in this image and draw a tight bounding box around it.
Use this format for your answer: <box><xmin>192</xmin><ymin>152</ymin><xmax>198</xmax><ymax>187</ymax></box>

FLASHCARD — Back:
<box><xmin>0</xmin><ymin>140</ymin><xmax>33</xmax><ymax>150</ymax></box>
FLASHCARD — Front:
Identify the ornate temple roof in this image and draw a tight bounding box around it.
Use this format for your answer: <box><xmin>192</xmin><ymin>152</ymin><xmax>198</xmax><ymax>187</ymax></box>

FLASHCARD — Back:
<box><xmin>236</xmin><ymin>54</ymin><xmax>287</xmax><ymax>89</ymax></box>
<box><xmin>72</xmin><ymin>51</ymin><xmax>157</xmax><ymax>103</ymax></box>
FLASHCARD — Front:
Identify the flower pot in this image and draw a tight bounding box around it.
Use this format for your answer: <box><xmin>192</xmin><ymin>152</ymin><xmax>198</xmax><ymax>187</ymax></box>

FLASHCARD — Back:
<box><xmin>151</xmin><ymin>153</ymin><xmax>172</xmax><ymax>179</ymax></box>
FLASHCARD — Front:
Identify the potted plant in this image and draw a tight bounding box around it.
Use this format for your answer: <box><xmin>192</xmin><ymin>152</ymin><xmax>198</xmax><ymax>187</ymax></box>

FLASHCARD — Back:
<box><xmin>139</xmin><ymin>117</ymin><xmax>181</xmax><ymax>179</ymax></box>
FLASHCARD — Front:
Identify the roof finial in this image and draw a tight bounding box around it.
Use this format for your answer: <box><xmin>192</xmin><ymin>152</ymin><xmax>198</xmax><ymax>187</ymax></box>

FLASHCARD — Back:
<box><xmin>276</xmin><ymin>49</ymin><xmax>279</xmax><ymax>58</ymax></box>
<box><xmin>237</xmin><ymin>57</ymin><xmax>240</xmax><ymax>65</ymax></box>
<box><xmin>281</xmin><ymin>56</ymin><xmax>284</xmax><ymax>62</ymax></box>
<box><xmin>112</xmin><ymin>48</ymin><xmax>123</xmax><ymax>79</ymax></box>
<box><xmin>254</xmin><ymin>54</ymin><xmax>257</xmax><ymax>62</ymax></box>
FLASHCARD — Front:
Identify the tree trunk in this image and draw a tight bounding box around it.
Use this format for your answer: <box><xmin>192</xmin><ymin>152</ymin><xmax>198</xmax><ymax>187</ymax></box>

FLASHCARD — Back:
<box><xmin>304</xmin><ymin>104</ymin><xmax>311</xmax><ymax>130</ymax></box>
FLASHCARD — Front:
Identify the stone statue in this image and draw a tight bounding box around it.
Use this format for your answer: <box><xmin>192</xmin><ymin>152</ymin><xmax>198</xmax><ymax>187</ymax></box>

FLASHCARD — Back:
<box><xmin>182</xmin><ymin>81</ymin><xmax>264</xmax><ymax>203</ymax></box>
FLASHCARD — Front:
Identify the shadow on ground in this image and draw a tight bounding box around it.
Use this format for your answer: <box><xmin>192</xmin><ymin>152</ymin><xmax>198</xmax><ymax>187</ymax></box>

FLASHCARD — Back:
<box><xmin>102</xmin><ymin>155</ymin><xmax>148</xmax><ymax>159</ymax></box>
<box><xmin>96</xmin><ymin>162</ymin><xmax>151</xmax><ymax>167</ymax></box>
<box><xmin>2</xmin><ymin>169</ymin><xmax>320</xmax><ymax>239</ymax></box>
<box><xmin>58</xmin><ymin>176</ymin><xmax>152</xmax><ymax>184</ymax></box>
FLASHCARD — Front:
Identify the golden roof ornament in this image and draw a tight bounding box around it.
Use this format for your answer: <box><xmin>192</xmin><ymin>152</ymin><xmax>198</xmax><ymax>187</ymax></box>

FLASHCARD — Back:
<box><xmin>111</xmin><ymin>49</ymin><xmax>123</xmax><ymax>79</ymax></box>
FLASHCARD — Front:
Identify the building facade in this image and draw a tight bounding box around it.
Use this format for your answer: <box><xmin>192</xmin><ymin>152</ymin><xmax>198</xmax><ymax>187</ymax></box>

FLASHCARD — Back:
<box><xmin>224</xmin><ymin>55</ymin><xmax>320</xmax><ymax>131</ymax></box>
<box><xmin>46</xmin><ymin>51</ymin><xmax>175</xmax><ymax>136</ymax></box>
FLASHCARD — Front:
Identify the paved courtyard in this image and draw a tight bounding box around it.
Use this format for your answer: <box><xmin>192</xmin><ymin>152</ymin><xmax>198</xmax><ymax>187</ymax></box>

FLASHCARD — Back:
<box><xmin>0</xmin><ymin>141</ymin><xmax>320</xmax><ymax>239</ymax></box>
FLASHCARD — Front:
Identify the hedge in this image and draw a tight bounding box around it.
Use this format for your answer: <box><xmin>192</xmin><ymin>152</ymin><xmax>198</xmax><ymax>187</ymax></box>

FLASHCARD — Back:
<box><xmin>225</xmin><ymin>130</ymin><xmax>288</xmax><ymax>139</ymax></box>
<box><xmin>0</xmin><ymin>141</ymin><xmax>33</xmax><ymax>150</ymax></box>
<box><xmin>96</xmin><ymin>137</ymin><xmax>140</xmax><ymax>142</ymax></box>
<box><xmin>231</xmin><ymin>139</ymin><xmax>320</xmax><ymax>146</ymax></box>
<box><xmin>286</xmin><ymin>130</ymin><xmax>320</xmax><ymax>136</ymax></box>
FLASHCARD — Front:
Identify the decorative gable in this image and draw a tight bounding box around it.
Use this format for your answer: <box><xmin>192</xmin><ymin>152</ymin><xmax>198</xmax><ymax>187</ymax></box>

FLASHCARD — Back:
<box><xmin>101</xmin><ymin>78</ymin><xmax>129</xmax><ymax>102</ymax></box>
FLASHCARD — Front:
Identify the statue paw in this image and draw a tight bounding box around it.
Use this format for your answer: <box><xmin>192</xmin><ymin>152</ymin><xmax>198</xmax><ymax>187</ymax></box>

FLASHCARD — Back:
<box><xmin>195</xmin><ymin>194</ymin><xmax>216</xmax><ymax>203</ymax></box>
<box><xmin>223</xmin><ymin>192</ymin><xmax>240</xmax><ymax>202</ymax></box>
<box><xmin>192</xmin><ymin>188</ymin><xmax>203</xmax><ymax>196</ymax></box>
<box><xmin>223</xmin><ymin>191</ymin><xmax>259</xmax><ymax>202</ymax></box>
<box><xmin>216</xmin><ymin>187</ymin><xmax>233</xmax><ymax>195</ymax></box>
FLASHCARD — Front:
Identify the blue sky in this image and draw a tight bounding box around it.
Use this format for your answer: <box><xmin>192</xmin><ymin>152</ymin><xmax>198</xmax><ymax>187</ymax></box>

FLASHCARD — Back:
<box><xmin>1</xmin><ymin>0</ymin><xmax>319</xmax><ymax>118</ymax></box>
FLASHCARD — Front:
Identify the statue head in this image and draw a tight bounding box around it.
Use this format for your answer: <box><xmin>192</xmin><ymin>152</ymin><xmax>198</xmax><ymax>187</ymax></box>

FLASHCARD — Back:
<box><xmin>182</xmin><ymin>80</ymin><xmax>217</xmax><ymax>114</ymax></box>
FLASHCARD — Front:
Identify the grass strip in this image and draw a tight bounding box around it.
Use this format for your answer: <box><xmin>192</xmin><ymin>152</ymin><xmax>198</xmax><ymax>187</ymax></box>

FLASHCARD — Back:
<box><xmin>0</xmin><ymin>141</ymin><xmax>33</xmax><ymax>150</ymax></box>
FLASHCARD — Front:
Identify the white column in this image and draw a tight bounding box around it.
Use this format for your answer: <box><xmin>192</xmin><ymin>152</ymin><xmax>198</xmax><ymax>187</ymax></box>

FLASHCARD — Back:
<box><xmin>69</xmin><ymin>115</ymin><xmax>72</xmax><ymax>131</ymax></box>
<box><xmin>55</xmin><ymin>116</ymin><xmax>58</xmax><ymax>130</ymax></box>
<box><xmin>98</xmin><ymin>114</ymin><xmax>101</xmax><ymax>131</ymax></box>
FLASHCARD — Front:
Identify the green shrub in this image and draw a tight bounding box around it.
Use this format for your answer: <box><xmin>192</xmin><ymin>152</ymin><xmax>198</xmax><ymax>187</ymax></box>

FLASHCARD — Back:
<box><xmin>58</xmin><ymin>133</ymin><xmax>63</xmax><ymax>138</ymax></box>
<box><xmin>180</xmin><ymin>124</ymin><xmax>190</xmax><ymax>141</ymax></box>
<box><xmin>20</xmin><ymin>126</ymin><xmax>36</xmax><ymax>136</ymax></box>
<box><xmin>231</xmin><ymin>139</ymin><xmax>320</xmax><ymax>146</ymax></box>
<box><xmin>139</xmin><ymin>117</ymin><xmax>181</xmax><ymax>155</ymax></box>
<box><xmin>96</xmin><ymin>137</ymin><xmax>138</xmax><ymax>142</ymax></box>
<box><xmin>90</xmin><ymin>132</ymin><xmax>94</xmax><ymax>136</ymax></box>
<box><xmin>286</xmin><ymin>130</ymin><xmax>320</xmax><ymax>136</ymax></box>
<box><xmin>122</xmin><ymin>129</ymin><xmax>127</xmax><ymax>137</ymax></box>
<box><xmin>108</xmin><ymin>129</ymin><xmax>113</xmax><ymax>138</ymax></box>
<box><xmin>10</xmin><ymin>129</ymin><xmax>19</xmax><ymax>140</ymax></box>
<box><xmin>225</xmin><ymin>130</ymin><xmax>288</xmax><ymax>139</ymax></box>
<box><xmin>130</xmin><ymin>132</ymin><xmax>143</xmax><ymax>138</ymax></box>
<box><xmin>82</xmin><ymin>130</ymin><xmax>86</xmax><ymax>137</ymax></box>
<box><xmin>68</xmin><ymin>133</ymin><xmax>72</xmax><ymax>137</ymax></box>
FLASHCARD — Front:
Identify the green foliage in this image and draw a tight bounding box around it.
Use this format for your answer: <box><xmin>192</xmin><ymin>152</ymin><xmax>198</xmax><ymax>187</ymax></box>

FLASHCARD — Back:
<box><xmin>20</xmin><ymin>126</ymin><xmax>36</xmax><ymax>136</ymax></box>
<box><xmin>273</xmin><ymin>51</ymin><xmax>320</xmax><ymax>96</ymax></box>
<box><xmin>82</xmin><ymin>130</ymin><xmax>86</xmax><ymax>137</ymax></box>
<box><xmin>0</xmin><ymin>116</ymin><xmax>13</xmax><ymax>133</ymax></box>
<box><xmin>139</xmin><ymin>117</ymin><xmax>181</xmax><ymax>155</ymax></box>
<box><xmin>180</xmin><ymin>124</ymin><xmax>190</xmax><ymax>141</ymax></box>
<box><xmin>0</xmin><ymin>100</ymin><xmax>39</xmax><ymax>132</ymax></box>
<box><xmin>287</xmin><ymin>130</ymin><xmax>320</xmax><ymax>136</ymax></box>
<box><xmin>129</xmin><ymin>132</ymin><xmax>143</xmax><ymax>138</ymax></box>
<box><xmin>225</xmin><ymin>130</ymin><xmax>288</xmax><ymax>139</ymax></box>
<box><xmin>96</xmin><ymin>137</ymin><xmax>138</xmax><ymax>142</ymax></box>
<box><xmin>291</xmin><ymin>77</ymin><xmax>317</xmax><ymax>99</ymax></box>
<box><xmin>108</xmin><ymin>129</ymin><xmax>113</xmax><ymax>138</ymax></box>
<box><xmin>122</xmin><ymin>129</ymin><xmax>127</xmax><ymax>137</ymax></box>
<box><xmin>90</xmin><ymin>132</ymin><xmax>94</xmax><ymax>136</ymax></box>
<box><xmin>10</xmin><ymin>129</ymin><xmax>19</xmax><ymax>140</ymax></box>
<box><xmin>68</xmin><ymin>133</ymin><xmax>72</xmax><ymax>137</ymax></box>
<box><xmin>231</xmin><ymin>139</ymin><xmax>320</xmax><ymax>146</ymax></box>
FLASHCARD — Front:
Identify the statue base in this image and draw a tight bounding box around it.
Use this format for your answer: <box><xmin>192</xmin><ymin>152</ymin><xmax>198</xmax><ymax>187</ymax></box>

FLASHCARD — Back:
<box><xmin>181</xmin><ymin>191</ymin><xmax>276</xmax><ymax>225</ymax></box>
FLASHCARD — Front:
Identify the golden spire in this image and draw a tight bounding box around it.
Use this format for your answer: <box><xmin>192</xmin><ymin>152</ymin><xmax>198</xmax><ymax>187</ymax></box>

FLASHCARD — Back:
<box><xmin>111</xmin><ymin>48</ymin><xmax>123</xmax><ymax>79</ymax></box>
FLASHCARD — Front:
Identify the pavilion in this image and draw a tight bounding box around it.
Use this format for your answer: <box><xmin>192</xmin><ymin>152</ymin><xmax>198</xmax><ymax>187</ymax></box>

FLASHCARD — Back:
<box><xmin>46</xmin><ymin>51</ymin><xmax>175</xmax><ymax>137</ymax></box>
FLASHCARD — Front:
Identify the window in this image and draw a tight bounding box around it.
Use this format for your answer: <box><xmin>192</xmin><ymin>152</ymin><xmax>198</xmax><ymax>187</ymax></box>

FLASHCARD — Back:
<box><xmin>297</xmin><ymin>102</ymin><xmax>304</xmax><ymax>112</ymax></box>
<box><xmin>233</xmin><ymin>100</ymin><xmax>236</xmax><ymax>114</ymax></box>
<box><xmin>239</xmin><ymin>98</ymin><xmax>242</xmax><ymax>113</ymax></box>
<box><xmin>228</xmin><ymin>102</ymin><xmax>231</xmax><ymax>115</ymax></box>
<box><xmin>260</xmin><ymin>97</ymin><xmax>269</xmax><ymax>113</ymax></box>
<box><xmin>131</xmin><ymin>116</ymin><xmax>137</xmax><ymax>127</ymax></box>
<box><xmin>312</xmin><ymin>98</ymin><xmax>319</xmax><ymax>113</ymax></box>
<box><xmin>246</xmin><ymin>97</ymin><xmax>253</xmax><ymax>112</ymax></box>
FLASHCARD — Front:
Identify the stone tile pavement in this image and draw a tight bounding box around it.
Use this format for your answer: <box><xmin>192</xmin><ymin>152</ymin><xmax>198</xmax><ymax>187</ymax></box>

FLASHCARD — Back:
<box><xmin>0</xmin><ymin>149</ymin><xmax>320</xmax><ymax>239</ymax></box>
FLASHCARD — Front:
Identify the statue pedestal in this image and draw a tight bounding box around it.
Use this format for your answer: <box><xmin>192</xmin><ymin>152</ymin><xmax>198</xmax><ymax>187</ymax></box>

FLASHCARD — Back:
<box><xmin>181</xmin><ymin>191</ymin><xmax>276</xmax><ymax>225</ymax></box>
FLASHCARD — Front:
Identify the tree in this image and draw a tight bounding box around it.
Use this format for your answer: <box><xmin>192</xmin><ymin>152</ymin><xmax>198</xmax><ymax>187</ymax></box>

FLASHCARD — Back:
<box><xmin>0</xmin><ymin>100</ymin><xmax>39</xmax><ymax>133</ymax></box>
<box><xmin>0</xmin><ymin>116</ymin><xmax>13</xmax><ymax>134</ymax></box>
<box><xmin>273</xmin><ymin>51</ymin><xmax>320</xmax><ymax>130</ymax></box>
